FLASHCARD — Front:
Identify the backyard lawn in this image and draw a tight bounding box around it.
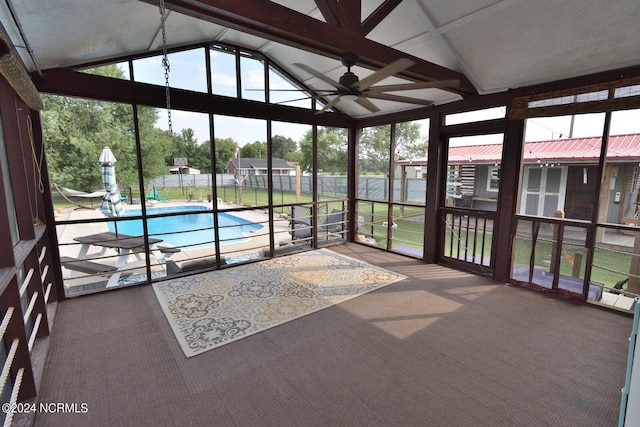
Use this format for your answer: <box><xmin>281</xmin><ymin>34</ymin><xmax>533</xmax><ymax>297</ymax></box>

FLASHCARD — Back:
<box><xmin>53</xmin><ymin>185</ymin><xmax>635</xmax><ymax>292</ymax></box>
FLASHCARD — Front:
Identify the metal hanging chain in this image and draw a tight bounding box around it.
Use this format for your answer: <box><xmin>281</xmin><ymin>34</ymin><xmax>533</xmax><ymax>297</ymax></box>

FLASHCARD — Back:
<box><xmin>159</xmin><ymin>0</ymin><xmax>173</xmax><ymax>136</ymax></box>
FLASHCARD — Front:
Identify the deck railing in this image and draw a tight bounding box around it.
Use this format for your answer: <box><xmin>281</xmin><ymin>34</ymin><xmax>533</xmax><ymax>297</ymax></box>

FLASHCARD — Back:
<box><xmin>511</xmin><ymin>215</ymin><xmax>640</xmax><ymax>308</ymax></box>
<box><xmin>56</xmin><ymin>200</ymin><xmax>349</xmax><ymax>296</ymax></box>
<box><xmin>440</xmin><ymin>206</ymin><xmax>496</xmax><ymax>274</ymax></box>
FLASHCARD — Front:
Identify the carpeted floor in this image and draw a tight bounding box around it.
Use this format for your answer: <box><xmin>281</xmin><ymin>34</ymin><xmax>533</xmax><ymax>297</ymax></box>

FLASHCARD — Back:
<box><xmin>34</xmin><ymin>243</ymin><xmax>632</xmax><ymax>426</ymax></box>
<box><xmin>153</xmin><ymin>248</ymin><xmax>406</xmax><ymax>356</ymax></box>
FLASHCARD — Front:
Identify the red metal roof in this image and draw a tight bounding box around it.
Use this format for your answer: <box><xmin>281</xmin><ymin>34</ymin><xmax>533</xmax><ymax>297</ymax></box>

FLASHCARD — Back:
<box><xmin>396</xmin><ymin>133</ymin><xmax>640</xmax><ymax>165</ymax></box>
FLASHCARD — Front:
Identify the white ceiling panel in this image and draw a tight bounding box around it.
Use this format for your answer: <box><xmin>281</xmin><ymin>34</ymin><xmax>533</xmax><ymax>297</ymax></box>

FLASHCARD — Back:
<box><xmin>268</xmin><ymin>0</ymin><xmax>323</xmax><ymax>20</ymax></box>
<box><xmin>157</xmin><ymin>12</ymin><xmax>229</xmax><ymax>51</ymax></box>
<box><xmin>2</xmin><ymin>1</ymin><xmax>159</xmax><ymax>69</ymax></box>
<box><xmin>0</xmin><ymin>0</ymin><xmax>638</xmax><ymax>118</ymax></box>
<box><xmin>419</xmin><ymin>0</ymin><xmax>503</xmax><ymax>27</ymax></box>
<box><xmin>365</xmin><ymin>3</ymin><xmax>428</xmax><ymax>47</ymax></box>
<box><xmin>365</xmin><ymin>4</ymin><xmax>460</xmax><ymax>70</ymax></box>
<box><xmin>390</xmin><ymin>32</ymin><xmax>461</xmax><ymax>71</ymax></box>
<box><xmin>215</xmin><ymin>28</ymin><xmax>272</xmax><ymax>51</ymax></box>
<box><xmin>443</xmin><ymin>0</ymin><xmax>640</xmax><ymax>92</ymax></box>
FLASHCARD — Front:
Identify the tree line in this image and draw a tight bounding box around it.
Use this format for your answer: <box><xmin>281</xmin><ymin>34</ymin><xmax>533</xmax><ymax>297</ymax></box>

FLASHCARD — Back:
<box><xmin>42</xmin><ymin>64</ymin><xmax>427</xmax><ymax>192</ymax></box>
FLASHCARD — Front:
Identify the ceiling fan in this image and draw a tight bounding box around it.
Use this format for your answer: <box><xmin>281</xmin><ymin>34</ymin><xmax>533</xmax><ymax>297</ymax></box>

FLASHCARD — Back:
<box><xmin>293</xmin><ymin>54</ymin><xmax>459</xmax><ymax>114</ymax></box>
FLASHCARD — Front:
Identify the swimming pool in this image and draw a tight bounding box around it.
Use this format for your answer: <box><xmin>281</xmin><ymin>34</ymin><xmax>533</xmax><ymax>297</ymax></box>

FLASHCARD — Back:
<box><xmin>106</xmin><ymin>205</ymin><xmax>263</xmax><ymax>249</ymax></box>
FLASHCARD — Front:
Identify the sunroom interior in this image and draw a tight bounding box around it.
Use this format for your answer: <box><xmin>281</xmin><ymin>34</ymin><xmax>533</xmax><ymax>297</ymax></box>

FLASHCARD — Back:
<box><xmin>1</xmin><ymin>0</ymin><xmax>640</xmax><ymax>425</ymax></box>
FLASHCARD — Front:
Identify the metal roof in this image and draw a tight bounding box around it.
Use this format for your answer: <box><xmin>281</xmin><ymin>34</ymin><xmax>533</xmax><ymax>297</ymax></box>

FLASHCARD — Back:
<box><xmin>397</xmin><ymin>133</ymin><xmax>640</xmax><ymax>165</ymax></box>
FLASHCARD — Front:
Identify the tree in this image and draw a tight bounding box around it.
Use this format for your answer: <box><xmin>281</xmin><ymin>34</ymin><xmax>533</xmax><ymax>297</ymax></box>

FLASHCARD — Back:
<box><xmin>271</xmin><ymin>135</ymin><xmax>297</xmax><ymax>160</ymax></box>
<box><xmin>358</xmin><ymin>125</ymin><xmax>391</xmax><ymax>175</ymax></box>
<box><xmin>166</xmin><ymin>128</ymin><xmax>210</xmax><ymax>172</ymax></box>
<box><xmin>42</xmin><ymin>64</ymin><xmax>171</xmax><ymax>190</ymax></box>
<box><xmin>240</xmin><ymin>141</ymin><xmax>267</xmax><ymax>159</ymax></box>
<box><xmin>188</xmin><ymin>141</ymin><xmax>212</xmax><ymax>174</ymax></box>
<box><xmin>212</xmin><ymin>138</ymin><xmax>237</xmax><ymax>174</ymax></box>
<box><xmin>285</xmin><ymin>150</ymin><xmax>303</xmax><ymax>165</ymax></box>
<box><xmin>359</xmin><ymin>122</ymin><xmax>425</xmax><ymax>174</ymax></box>
<box><xmin>394</xmin><ymin>121</ymin><xmax>427</xmax><ymax>160</ymax></box>
<box><xmin>191</xmin><ymin>140</ymin><xmax>212</xmax><ymax>174</ymax></box>
<box><xmin>299</xmin><ymin>127</ymin><xmax>348</xmax><ymax>174</ymax></box>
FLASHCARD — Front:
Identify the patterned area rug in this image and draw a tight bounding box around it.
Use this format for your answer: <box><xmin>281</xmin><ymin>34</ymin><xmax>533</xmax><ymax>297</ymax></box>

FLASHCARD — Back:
<box><xmin>153</xmin><ymin>248</ymin><xmax>407</xmax><ymax>357</ymax></box>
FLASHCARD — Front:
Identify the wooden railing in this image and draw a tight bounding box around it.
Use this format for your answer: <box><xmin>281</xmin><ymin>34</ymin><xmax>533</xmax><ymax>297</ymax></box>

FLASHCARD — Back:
<box><xmin>440</xmin><ymin>206</ymin><xmax>497</xmax><ymax>274</ymax></box>
<box><xmin>0</xmin><ymin>227</ymin><xmax>56</xmax><ymax>423</ymax></box>
<box><xmin>0</xmin><ymin>309</ymin><xmax>22</xmax><ymax>427</ymax></box>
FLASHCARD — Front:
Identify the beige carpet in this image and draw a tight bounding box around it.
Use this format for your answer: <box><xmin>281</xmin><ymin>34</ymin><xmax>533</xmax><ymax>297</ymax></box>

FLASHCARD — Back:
<box><xmin>153</xmin><ymin>248</ymin><xmax>407</xmax><ymax>357</ymax></box>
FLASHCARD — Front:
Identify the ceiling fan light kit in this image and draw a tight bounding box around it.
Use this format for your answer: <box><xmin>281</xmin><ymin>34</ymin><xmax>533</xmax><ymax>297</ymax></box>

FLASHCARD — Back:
<box><xmin>341</xmin><ymin>94</ymin><xmax>359</xmax><ymax>102</ymax></box>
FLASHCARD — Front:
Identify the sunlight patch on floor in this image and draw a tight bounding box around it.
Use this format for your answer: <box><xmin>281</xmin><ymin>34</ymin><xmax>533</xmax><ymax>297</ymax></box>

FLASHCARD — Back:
<box><xmin>396</xmin><ymin>265</ymin><xmax>477</xmax><ymax>281</ymax></box>
<box><xmin>372</xmin><ymin>316</ymin><xmax>442</xmax><ymax>339</ymax></box>
<box><xmin>343</xmin><ymin>289</ymin><xmax>465</xmax><ymax>339</ymax></box>
<box><xmin>444</xmin><ymin>284</ymin><xmax>504</xmax><ymax>301</ymax></box>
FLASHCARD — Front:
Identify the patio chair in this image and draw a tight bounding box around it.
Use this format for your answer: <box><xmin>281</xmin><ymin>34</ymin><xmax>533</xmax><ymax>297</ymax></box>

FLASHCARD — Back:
<box><xmin>156</xmin><ymin>190</ymin><xmax>170</xmax><ymax>201</ymax></box>
<box><xmin>290</xmin><ymin>205</ymin><xmax>311</xmax><ymax>222</ymax></box>
<box><xmin>319</xmin><ymin>209</ymin><xmax>345</xmax><ymax>234</ymax></box>
<box><xmin>166</xmin><ymin>256</ymin><xmax>226</xmax><ymax>275</ymax></box>
<box><xmin>289</xmin><ymin>205</ymin><xmax>313</xmax><ymax>243</ymax></box>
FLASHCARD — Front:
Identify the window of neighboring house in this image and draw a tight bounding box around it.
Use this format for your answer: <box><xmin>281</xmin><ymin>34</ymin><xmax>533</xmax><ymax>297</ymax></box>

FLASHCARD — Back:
<box><xmin>487</xmin><ymin>166</ymin><xmax>500</xmax><ymax>192</ymax></box>
<box><xmin>632</xmin><ymin>165</ymin><xmax>640</xmax><ymax>192</ymax></box>
<box><xmin>630</xmin><ymin>165</ymin><xmax>640</xmax><ymax>219</ymax></box>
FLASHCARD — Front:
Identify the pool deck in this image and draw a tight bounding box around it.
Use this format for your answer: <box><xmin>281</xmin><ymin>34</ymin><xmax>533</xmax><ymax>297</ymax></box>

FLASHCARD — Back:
<box><xmin>56</xmin><ymin>200</ymin><xmax>294</xmax><ymax>293</ymax></box>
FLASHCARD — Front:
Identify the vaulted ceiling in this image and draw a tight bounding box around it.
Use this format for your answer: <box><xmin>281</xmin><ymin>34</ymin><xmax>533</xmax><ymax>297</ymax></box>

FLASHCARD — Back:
<box><xmin>1</xmin><ymin>0</ymin><xmax>639</xmax><ymax>118</ymax></box>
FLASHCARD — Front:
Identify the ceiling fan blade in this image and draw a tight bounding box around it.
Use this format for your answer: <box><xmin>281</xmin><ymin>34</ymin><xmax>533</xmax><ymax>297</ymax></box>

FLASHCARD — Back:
<box><xmin>367</xmin><ymin>79</ymin><xmax>460</xmax><ymax>93</ymax></box>
<box><xmin>245</xmin><ymin>89</ymin><xmax>338</xmax><ymax>94</ymax></box>
<box><xmin>315</xmin><ymin>96</ymin><xmax>342</xmax><ymax>114</ymax></box>
<box><xmin>294</xmin><ymin>63</ymin><xmax>346</xmax><ymax>89</ymax></box>
<box><xmin>274</xmin><ymin>95</ymin><xmax>315</xmax><ymax>104</ymax></box>
<box><xmin>366</xmin><ymin>92</ymin><xmax>434</xmax><ymax>106</ymax></box>
<box><xmin>245</xmin><ymin>88</ymin><xmax>309</xmax><ymax>92</ymax></box>
<box><xmin>353</xmin><ymin>58</ymin><xmax>415</xmax><ymax>91</ymax></box>
<box><xmin>354</xmin><ymin>96</ymin><xmax>380</xmax><ymax>113</ymax></box>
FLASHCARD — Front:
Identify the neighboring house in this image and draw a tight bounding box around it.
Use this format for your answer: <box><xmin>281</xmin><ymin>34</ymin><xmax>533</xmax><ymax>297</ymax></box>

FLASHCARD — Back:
<box><xmin>396</xmin><ymin>134</ymin><xmax>640</xmax><ymax>224</ymax></box>
<box><xmin>226</xmin><ymin>158</ymin><xmax>295</xmax><ymax>176</ymax></box>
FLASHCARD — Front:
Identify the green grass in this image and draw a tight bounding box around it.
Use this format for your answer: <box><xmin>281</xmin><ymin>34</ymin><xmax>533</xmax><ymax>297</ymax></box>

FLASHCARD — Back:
<box><xmin>53</xmin><ymin>185</ymin><xmax>346</xmax><ymax>216</ymax></box>
<box><xmin>53</xmin><ymin>185</ymin><xmax>634</xmax><ymax>291</ymax></box>
<box><xmin>512</xmin><ymin>236</ymin><xmax>631</xmax><ymax>289</ymax></box>
<box><xmin>358</xmin><ymin>205</ymin><xmax>633</xmax><ymax>290</ymax></box>
<box><xmin>52</xmin><ymin>186</ymin><xmax>311</xmax><ymax>211</ymax></box>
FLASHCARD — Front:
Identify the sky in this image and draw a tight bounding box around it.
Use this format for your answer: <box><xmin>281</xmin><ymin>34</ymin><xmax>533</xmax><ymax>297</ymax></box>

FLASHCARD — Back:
<box><xmin>128</xmin><ymin>48</ymin><xmax>640</xmax><ymax>149</ymax></box>
<box><xmin>129</xmin><ymin>48</ymin><xmax>313</xmax><ymax>146</ymax></box>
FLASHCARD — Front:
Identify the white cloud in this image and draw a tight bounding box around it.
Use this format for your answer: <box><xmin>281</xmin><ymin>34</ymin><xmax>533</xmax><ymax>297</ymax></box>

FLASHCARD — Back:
<box><xmin>212</xmin><ymin>73</ymin><xmax>236</xmax><ymax>87</ymax></box>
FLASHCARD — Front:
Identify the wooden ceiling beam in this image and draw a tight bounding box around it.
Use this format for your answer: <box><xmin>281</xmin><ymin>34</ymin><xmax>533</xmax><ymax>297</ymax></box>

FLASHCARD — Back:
<box><xmin>360</xmin><ymin>0</ymin><xmax>403</xmax><ymax>36</ymax></box>
<box><xmin>313</xmin><ymin>0</ymin><xmax>360</xmax><ymax>33</ymax></box>
<box><xmin>145</xmin><ymin>0</ymin><xmax>476</xmax><ymax>96</ymax></box>
<box><xmin>313</xmin><ymin>0</ymin><xmax>341</xmax><ymax>27</ymax></box>
<box><xmin>341</xmin><ymin>0</ymin><xmax>362</xmax><ymax>33</ymax></box>
<box><xmin>34</xmin><ymin>68</ymin><xmax>353</xmax><ymax>128</ymax></box>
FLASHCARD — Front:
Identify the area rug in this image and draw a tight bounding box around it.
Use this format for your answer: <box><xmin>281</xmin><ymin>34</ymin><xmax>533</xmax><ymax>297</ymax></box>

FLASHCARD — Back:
<box><xmin>153</xmin><ymin>248</ymin><xmax>407</xmax><ymax>357</ymax></box>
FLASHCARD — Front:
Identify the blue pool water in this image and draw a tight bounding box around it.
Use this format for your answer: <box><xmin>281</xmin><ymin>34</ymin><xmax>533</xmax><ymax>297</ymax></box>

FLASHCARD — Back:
<box><xmin>106</xmin><ymin>205</ymin><xmax>263</xmax><ymax>249</ymax></box>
